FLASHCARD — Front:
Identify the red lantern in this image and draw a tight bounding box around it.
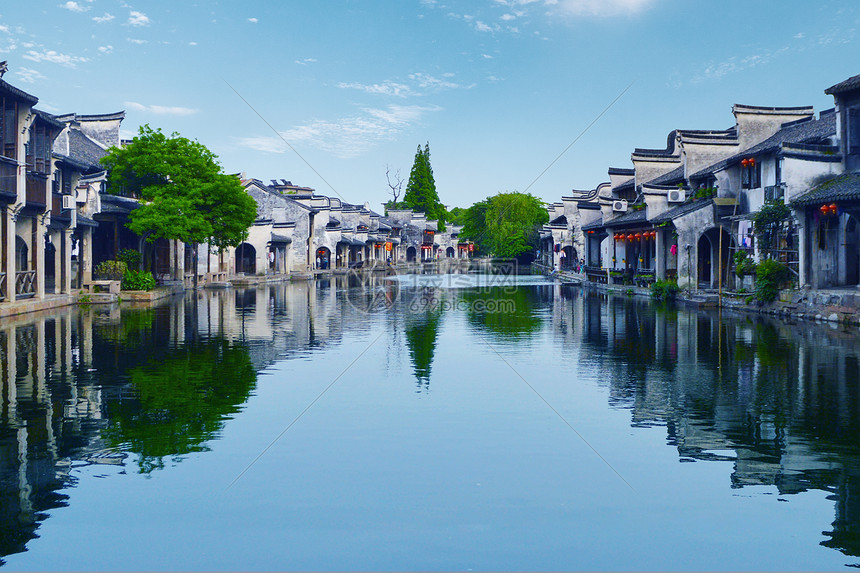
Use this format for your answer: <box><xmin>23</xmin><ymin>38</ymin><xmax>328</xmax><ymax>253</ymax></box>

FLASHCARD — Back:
<box><xmin>820</xmin><ymin>205</ymin><xmax>829</xmax><ymax>215</ymax></box>
<box><xmin>749</xmin><ymin>158</ymin><xmax>756</xmax><ymax>167</ymax></box>
<box><xmin>830</xmin><ymin>203</ymin><xmax>838</xmax><ymax>215</ymax></box>
<box><xmin>635</xmin><ymin>233</ymin><xmax>642</xmax><ymax>240</ymax></box>
<box><xmin>741</xmin><ymin>159</ymin><xmax>749</xmax><ymax>167</ymax></box>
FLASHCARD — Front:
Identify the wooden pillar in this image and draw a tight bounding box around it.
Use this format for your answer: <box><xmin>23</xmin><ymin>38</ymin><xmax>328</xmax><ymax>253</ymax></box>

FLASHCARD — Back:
<box><xmin>3</xmin><ymin>208</ymin><xmax>14</xmax><ymax>302</ymax></box>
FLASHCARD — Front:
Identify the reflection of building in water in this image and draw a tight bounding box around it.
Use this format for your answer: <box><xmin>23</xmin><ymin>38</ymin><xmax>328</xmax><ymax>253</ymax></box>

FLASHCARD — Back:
<box><xmin>0</xmin><ymin>312</ymin><xmax>109</xmax><ymax>565</ymax></box>
<box><xmin>576</xmin><ymin>291</ymin><xmax>860</xmax><ymax>557</ymax></box>
<box><xmin>0</xmin><ymin>281</ymin><xmax>384</xmax><ymax>563</ymax></box>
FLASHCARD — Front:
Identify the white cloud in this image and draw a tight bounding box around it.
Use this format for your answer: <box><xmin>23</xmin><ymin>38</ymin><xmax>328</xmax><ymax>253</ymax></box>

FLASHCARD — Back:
<box><xmin>475</xmin><ymin>20</ymin><xmax>496</xmax><ymax>32</ymax></box>
<box><xmin>338</xmin><ymin>80</ymin><xmax>414</xmax><ymax>97</ymax></box>
<box><xmin>237</xmin><ymin>104</ymin><xmax>441</xmax><ymax>159</ymax></box>
<box><xmin>128</xmin><ymin>10</ymin><xmax>150</xmax><ymax>26</ymax></box>
<box><xmin>0</xmin><ymin>25</ymin><xmax>9</xmax><ymax>34</ymax></box>
<box><xmin>247</xmin><ymin>17</ymin><xmax>258</xmax><ymax>23</ymax></box>
<box><xmin>22</xmin><ymin>49</ymin><xmax>88</xmax><ymax>67</ymax></box>
<box><xmin>92</xmin><ymin>12</ymin><xmax>115</xmax><ymax>23</ymax></box>
<box><xmin>482</xmin><ymin>53</ymin><xmax>493</xmax><ymax>59</ymax></box>
<box><xmin>61</xmin><ymin>1</ymin><xmax>90</xmax><ymax>13</ymax></box>
<box><xmin>127</xmin><ymin>38</ymin><xmax>147</xmax><ymax>44</ymax></box>
<box><xmin>98</xmin><ymin>45</ymin><xmax>113</xmax><ymax>54</ymax></box>
<box><xmin>338</xmin><ymin>72</ymin><xmax>471</xmax><ymax>98</ymax></box>
<box><xmin>408</xmin><ymin>72</ymin><xmax>471</xmax><ymax>90</ymax></box>
<box><xmin>294</xmin><ymin>57</ymin><xmax>317</xmax><ymax>65</ymax></box>
<box><xmin>551</xmin><ymin>0</ymin><xmax>655</xmax><ymax>17</ymax></box>
<box><xmin>124</xmin><ymin>101</ymin><xmax>199</xmax><ymax>116</ymax></box>
<box><xmin>189</xmin><ymin>41</ymin><xmax>197</xmax><ymax>46</ymax></box>
<box><xmin>14</xmin><ymin>67</ymin><xmax>46</xmax><ymax>84</ymax></box>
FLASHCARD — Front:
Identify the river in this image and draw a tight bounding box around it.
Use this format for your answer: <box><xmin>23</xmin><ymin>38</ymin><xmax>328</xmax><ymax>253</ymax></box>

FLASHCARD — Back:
<box><xmin>2</xmin><ymin>272</ymin><xmax>860</xmax><ymax>570</ymax></box>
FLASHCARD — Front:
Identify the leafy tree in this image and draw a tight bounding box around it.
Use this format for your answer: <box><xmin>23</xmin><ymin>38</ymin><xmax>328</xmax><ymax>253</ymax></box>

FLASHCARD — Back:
<box><xmin>459</xmin><ymin>199</ymin><xmax>490</xmax><ymax>253</ymax></box>
<box><xmin>403</xmin><ymin>142</ymin><xmax>446</xmax><ymax>231</ymax></box>
<box><xmin>483</xmin><ymin>192</ymin><xmax>548</xmax><ymax>258</ymax></box>
<box><xmin>446</xmin><ymin>206</ymin><xmax>468</xmax><ymax>226</ymax></box>
<box><xmin>101</xmin><ymin>125</ymin><xmax>258</xmax><ymax>281</ymax></box>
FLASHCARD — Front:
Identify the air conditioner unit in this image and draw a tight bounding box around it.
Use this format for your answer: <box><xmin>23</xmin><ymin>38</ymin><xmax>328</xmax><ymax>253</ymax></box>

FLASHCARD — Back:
<box><xmin>612</xmin><ymin>200</ymin><xmax>628</xmax><ymax>213</ymax></box>
<box><xmin>668</xmin><ymin>189</ymin><xmax>686</xmax><ymax>203</ymax></box>
<box><xmin>62</xmin><ymin>195</ymin><xmax>75</xmax><ymax>210</ymax></box>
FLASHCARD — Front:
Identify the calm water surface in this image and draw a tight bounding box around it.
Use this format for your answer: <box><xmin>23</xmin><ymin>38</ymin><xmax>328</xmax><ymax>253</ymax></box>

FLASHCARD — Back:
<box><xmin>2</xmin><ymin>273</ymin><xmax>860</xmax><ymax>570</ymax></box>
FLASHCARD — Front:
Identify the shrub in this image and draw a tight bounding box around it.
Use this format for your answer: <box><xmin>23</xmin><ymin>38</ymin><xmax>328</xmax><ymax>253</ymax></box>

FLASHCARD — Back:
<box><xmin>651</xmin><ymin>279</ymin><xmax>680</xmax><ymax>302</ymax></box>
<box><xmin>117</xmin><ymin>248</ymin><xmax>142</xmax><ymax>271</ymax></box>
<box><xmin>94</xmin><ymin>260</ymin><xmax>127</xmax><ymax>281</ymax></box>
<box><xmin>122</xmin><ymin>269</ymin><xmax>156</xmax><ymax>291</ymax></box>
<box><xmin>734</xmin><ymin>251</ymin><xmax>757</xmax><ymax>277</ymax></box>
<box><xmin>754</xmin><ymin>259</ymin><xmax>791</xmax><ymax>303</ymax></box>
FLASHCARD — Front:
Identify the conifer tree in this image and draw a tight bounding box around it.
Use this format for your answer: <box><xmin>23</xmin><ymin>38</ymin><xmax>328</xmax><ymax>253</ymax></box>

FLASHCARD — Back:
<box><xmin>403</xmin><ymin>143</ymin><xmax>446</xmax><ymax>231</ymax></box>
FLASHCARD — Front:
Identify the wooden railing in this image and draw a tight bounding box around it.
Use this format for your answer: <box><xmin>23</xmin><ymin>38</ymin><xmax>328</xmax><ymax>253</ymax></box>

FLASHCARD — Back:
<box><xmin>16</xmin><ymin>270</ymin><xmax>36</xmax><ymax>298</ymax></box>
<box><xmin>26</xmin><ymin>173</ymin><xmax>48</xmax><ymax>208</ymax></box>
<box><xmin>0</xmin><ymin>271</ymin><xmax>6</xmax><ymax>300</ymax></box>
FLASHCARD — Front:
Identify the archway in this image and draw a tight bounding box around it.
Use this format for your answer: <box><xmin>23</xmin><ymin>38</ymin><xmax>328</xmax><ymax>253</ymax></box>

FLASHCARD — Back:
<box><xmin>406</xmin><ymin>246</ymin><xmax>417</xmax><ymax>262</ymax></box>
<box><xmin>698</xmin><ymin>227</ymin><xmax>732</xmax><ymax>289</ymax></box>
<box><xmin>446</xmin><ymin>247</ymin><xmax>455</xmax><ymax>258</ymax></box>
<box><xmin>561</xmin><ymin>246</ymin><xmax>577</xmax><ymax>270</ymax></box>
<box><xmin>15</xmin><ymin>236</ymin><xmax>28</xmax><ymax>272</ymax></box>
<box><xmin>236</xmin><ymin>243</ymin><xmax>256</xmax><ymax>275</ymax></box>
<box><xmin>316</xmin><ymin>247</ymin><xmax>331</xmax><ymax>270</ymax></box>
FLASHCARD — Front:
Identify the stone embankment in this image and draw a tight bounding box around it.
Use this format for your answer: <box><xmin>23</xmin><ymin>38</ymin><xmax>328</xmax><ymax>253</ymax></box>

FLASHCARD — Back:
<box><xmin>538</xmin><ymin>265</ymin><xmax>860</xmax><ymax>327</ymax></box>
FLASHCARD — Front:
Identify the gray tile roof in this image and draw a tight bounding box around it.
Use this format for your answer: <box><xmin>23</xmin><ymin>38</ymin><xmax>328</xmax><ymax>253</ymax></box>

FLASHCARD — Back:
<box><xmin>614</xmin><ymin>179</ymin><xmax>635</xmax><ymax>192</ymax></box>
<box><xmin>648</xmin><ymin>164</ymin><xmax>686</xmax><ymax>186</ymax></box>
<box><xmin>0</xmin><ymin>79</ymin><xmax>38</xmax><ymax>104</ymax></box>
<box><xmin>604</xmin><ymin>209</ymin><xmax>648</xmax><ymax>228</ymax></box>
<box><xmin>581</xmin><ymin>217</ymin><xmax>605</xmax><ymax>231</ymax></box>
<box><xmin>98</xmin><ymin>193</ymin><xmax>139</xmax><ymax>214</ymax></box>
<box><xmin>825</xmin><ymin>74</ymin><xmax>860</xmax><ymax>95</ymax></box>
<box><xmin>68</xmin><ymin>129</ymin><xmax>109</xmax><ymax>169</ymax></box>
<box><xmin>690</xmin><ymin>111</ymin><xmax>836</xmax><ymax>179</ymax></box>
<box><xmin>651</xmin><ymin>199</ymin><xmax>712</xmax><ymax>223</ymax></box>
<box><xmin>790</xmin><ymin>173</ymin><xmax>860</xmax><ymax>207</ymax></box>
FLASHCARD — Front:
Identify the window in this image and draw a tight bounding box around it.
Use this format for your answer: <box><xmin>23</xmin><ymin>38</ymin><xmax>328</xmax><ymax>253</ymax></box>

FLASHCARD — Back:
<box><xmin>26</xmin><ymin>121</ymin><xmax>51</xmax><ymax>174</ymax></box>
<box><xmin>741</xmin><ymin>158</ymin><xmax>761</xmax><ymax>189</ymax></box>
<box><xmin>0</xmin><ymin>96</ymin><xmax>18</xmax><ymax>160</ymax></box>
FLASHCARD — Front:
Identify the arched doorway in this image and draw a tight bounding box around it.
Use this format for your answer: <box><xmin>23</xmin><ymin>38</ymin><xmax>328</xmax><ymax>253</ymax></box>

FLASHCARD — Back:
<box><xmin>561</xmin><ymin>246</ymin><xmax>577</xmax><ymax>270</ymax></box>
<box><xmin>236</xmin><ymin>243</ymin><xmax>256</xmax><ymax>275</ymax></box>
<box><xmin>15</xmin><ymin>236</ymin><xmax>28</xmax><ymax>272</ymax></box>
<box><xmin>446</xmin><ymin>247</ymin><xmax>455</xmax><ymax>258</ymax></box>
<box><xmin>698</xmin><ymin>227</ymin><xmax>732</xmax><ymax>289</ymax></box>
<box><xmin>45</xmin><ymin>241</ymin><xmax>56</xmax><ymax>292</ymax></box>
<box><xmin>316</xmin><ymin>247</ymin><xmax>331</xmax><ymax>270</ymax></box>
<box><xmin>406</xmin><ymin>246</ymin><xmax>417</xmax><ymax>262</ymax></box>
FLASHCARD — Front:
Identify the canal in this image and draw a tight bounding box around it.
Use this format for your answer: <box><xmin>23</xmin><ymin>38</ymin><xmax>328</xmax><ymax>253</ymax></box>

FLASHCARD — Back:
<box><xmin>2</xmin><ymin>273</ymin><xmax>860</xmax><ymax>569</ymax></box>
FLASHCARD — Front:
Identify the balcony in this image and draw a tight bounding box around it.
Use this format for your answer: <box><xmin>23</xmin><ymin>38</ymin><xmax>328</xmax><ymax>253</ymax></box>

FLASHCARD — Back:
<box><xmin>25</xmin><ymin>173</ymin><xmax>48</xmax><ymax>209</ymax></box>
<box><xmin>0</xmin><ymin>157</ymin><xmax>16</xmax><ymax>201</ymax></box>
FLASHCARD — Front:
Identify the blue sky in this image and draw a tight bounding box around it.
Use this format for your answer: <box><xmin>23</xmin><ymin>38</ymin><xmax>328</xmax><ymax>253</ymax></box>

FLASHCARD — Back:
<box><xmin>1</xmin><ymin>1</ymin><xmax>858</xmax><ymax>211</ymax></box>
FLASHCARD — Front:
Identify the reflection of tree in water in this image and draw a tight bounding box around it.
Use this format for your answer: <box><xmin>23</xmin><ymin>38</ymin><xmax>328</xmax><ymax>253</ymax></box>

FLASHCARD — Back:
<box><xmin>404</xmin><ymin>302</ymin><xmax>441</xmax><ymax>389</ymax></box>
<box><xmin>101</xmin><ymin>339</ymin><xmax>256</xmax><ymax>473</ymax></box>
<box><xmin>461</xmin><ymin>286</ymin><xmax>545</xmax><ymax>340</ymax></box>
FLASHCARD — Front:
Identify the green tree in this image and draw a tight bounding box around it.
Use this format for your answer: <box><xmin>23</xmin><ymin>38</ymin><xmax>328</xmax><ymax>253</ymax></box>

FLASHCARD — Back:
<box><xmin>483</xmin><ymin>192</ymin><xmax>548</xmax><ymax>258</ymax></box>
<box><xmin>403</xmin><ymin>142</ymin><xmax>446</xmax><ymax>231</ymax></box>
<box><xmin>101</xmin><ymin>125</ymin><xmax>258</xmax><ymax>280</ymax></box>
<box><xmin>459</xmin><ymin>199</ymin><xmax>490</xmax><ymax>254</ymax></box>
